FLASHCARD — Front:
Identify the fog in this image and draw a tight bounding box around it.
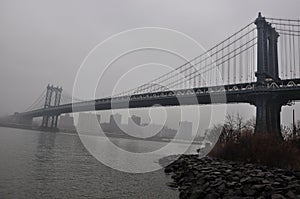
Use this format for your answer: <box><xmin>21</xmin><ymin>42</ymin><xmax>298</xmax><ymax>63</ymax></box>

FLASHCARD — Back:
<box><xmin>1</xmin><ymin>0</ymin><xmax>300</xmax><ymax>131</ymax></box>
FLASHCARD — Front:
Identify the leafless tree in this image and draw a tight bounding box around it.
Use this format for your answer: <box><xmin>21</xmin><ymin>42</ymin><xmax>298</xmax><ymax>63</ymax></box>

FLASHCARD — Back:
<box><xmin>206</xmin><ymin>113</ymin><xmax>256</xmax><ymax>144</ymax></box>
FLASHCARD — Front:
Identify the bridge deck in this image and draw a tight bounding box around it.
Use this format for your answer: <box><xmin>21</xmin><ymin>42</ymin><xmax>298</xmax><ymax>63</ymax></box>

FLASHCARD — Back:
<box><xmin>17</xmin><ymin>79</ymin><xmax>300</xmax><ymax>118</ymax></box>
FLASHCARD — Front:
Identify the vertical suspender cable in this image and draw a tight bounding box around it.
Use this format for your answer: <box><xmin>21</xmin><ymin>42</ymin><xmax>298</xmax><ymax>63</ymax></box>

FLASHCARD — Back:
<box><xmin>298</xmin><ymin>20</ymin><xmax>300</xmax><ymax>78</ymax></box>
<box><xmin>215</xmin><ymin>45</ymin><xmax>218</xmax><ymax>86</ymax></box>
<box><xmin>252</xmin><ymin>30</ymin><xmax>255</xmax><ymax>82</ymax></box>
<box><xmin>292</xmin><ymin>23</ymin><xmax>296</xmax><ymax>78</ymax></box>
<box><xmin>228</xmin><ymin>38</ymin><xmax>230</xmax><ymax>84</ymax></box>
<box><xmin>245</xmin><ymin>27</ymin><xmax>249</xmax><ymax>83</ymax></box>
<box><xmin>240</xmin><ymin>31</ymin><xmax>243</xmax><ymax>83</ymax></box>
<box><xmin>284</xmin><ymin>32</ymin><xmax>288</xmax><ymax>79</ymax></box>
<box><xmin>289</xmin><ymin>20</ymin><xmax>293</xmax><ymax>78</ymax></box>
<box><xmin>222</xmin><ymin>42</ymin><xmax>225</xmax><ymax>84</ymax></box>
<box><xmin>234</xmin><ymin>34</ymin><xmax>237</xmax><ymax>83</ymax></box>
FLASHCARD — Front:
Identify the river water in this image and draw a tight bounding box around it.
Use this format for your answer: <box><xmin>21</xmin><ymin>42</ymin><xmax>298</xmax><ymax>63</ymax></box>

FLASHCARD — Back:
<box><xmin>0</xmin><ymin>127</ymin><xmax>200</xmax><ymax>198</ymax></box>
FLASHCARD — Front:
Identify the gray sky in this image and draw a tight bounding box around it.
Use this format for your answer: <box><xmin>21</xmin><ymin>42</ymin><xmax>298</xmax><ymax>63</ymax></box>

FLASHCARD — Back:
<box><xmin>1</xmin><ymin>0</ymin><xmax>300</xmax><ymax>130</ymax></box>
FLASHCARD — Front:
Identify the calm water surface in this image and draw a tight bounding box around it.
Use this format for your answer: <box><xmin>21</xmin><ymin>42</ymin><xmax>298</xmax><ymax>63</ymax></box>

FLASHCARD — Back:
<box><xmin>0</xmin><ymin>127</ymin><xmax>199</xmax><ymax>199</ymax></box>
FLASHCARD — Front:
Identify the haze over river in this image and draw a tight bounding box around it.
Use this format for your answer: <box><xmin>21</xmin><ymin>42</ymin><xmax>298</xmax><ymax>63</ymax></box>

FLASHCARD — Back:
<box><xmin>0</xmin><ymin>127</ymin><xmax>200</xmax><ymax>198</ymax></box>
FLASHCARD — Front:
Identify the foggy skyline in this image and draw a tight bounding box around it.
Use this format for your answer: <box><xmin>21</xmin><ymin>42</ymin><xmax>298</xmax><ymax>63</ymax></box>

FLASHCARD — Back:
<box><xmin>1</xmin><ymin>0</ymin><xmax>300</xmax><ymax>129</ymax></box>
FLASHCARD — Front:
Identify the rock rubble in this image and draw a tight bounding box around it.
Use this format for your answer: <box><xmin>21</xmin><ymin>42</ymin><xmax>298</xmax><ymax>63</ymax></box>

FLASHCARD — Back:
<box><xmin>160</xmin><ymin>155</ymin><xmax>300</xmax><ymax>198</ymax></box>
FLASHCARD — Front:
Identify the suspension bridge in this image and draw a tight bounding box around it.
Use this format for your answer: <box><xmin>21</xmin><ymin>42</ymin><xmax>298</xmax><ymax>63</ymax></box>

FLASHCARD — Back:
<box><xmin>5</xmin><ymin>13</ymin><xmax>300</xmax><ymax>138</ymax></box>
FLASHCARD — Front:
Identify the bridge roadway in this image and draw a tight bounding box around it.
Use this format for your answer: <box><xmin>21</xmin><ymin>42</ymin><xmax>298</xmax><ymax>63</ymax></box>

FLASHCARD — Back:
<box><xmin>18</xmin><ymin>78</ymin><xmax>300</xmax><ymax>118</ymax></box>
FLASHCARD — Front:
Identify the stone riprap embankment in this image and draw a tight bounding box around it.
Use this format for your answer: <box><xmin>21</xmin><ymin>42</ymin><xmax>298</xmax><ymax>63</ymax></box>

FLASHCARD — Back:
<box><xmin>159</xmin><ymin>155</ymin><xmax>300</xmax><ymax>199</ymax></box>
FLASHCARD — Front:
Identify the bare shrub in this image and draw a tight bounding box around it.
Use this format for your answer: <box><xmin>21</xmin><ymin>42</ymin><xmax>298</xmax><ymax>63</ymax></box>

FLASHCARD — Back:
<box><xmin>209</xmin><ymin>131</ymin><xmax>300</xmax><ymax>170</ymax></box>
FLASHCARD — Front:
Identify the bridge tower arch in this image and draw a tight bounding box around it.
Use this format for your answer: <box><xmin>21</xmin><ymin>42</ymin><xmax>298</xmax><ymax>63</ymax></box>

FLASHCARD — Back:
<box><xmin>41</xmin><ymin>84</ymin><xmax>62</xmax><ymax>130</ymax></box>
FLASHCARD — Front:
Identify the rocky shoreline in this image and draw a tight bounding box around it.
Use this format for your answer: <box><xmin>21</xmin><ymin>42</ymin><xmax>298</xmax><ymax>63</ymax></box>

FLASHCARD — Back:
<box><xmin>159</xmin><ymin>155</ymin><xmax>300</xmax><ymax>199</ymax></box>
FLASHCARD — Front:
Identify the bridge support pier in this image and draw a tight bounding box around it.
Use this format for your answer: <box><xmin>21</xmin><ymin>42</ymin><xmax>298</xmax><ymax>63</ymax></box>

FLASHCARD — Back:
<box><xmin>41</xmin><ymin>114</ymin><xmax>60</xmax><ymax>131</ymax></box>
<box><xmin>254</xmin><ymin>94</ymin><xmax>284</xmax><ymax>139</ymax></box>
<box><xmin>50</xmin><ymin>115</ymin><xmax>59</xmax><ymax>128</ymax></box>
<box><xmin>41</xmin><ymin>115</ymin><xmax>49</xmax><ymax>128</ymax></box>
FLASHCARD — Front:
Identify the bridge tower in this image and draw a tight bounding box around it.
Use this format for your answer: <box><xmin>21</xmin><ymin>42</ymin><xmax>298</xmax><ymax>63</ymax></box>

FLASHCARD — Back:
<box><xmin>255</xmin><ymin>12</ymin><xmax>280</xmax><ymax>84</ymax></box>
<box><xmin>253</xmin><ymin>13</ymin><xmax>283</xmax><ymax>137</ymax></box>
<box><xmin>41</xmin><ymin>84</ymin><xmax>62</xmax><ymax>130</ymax></box>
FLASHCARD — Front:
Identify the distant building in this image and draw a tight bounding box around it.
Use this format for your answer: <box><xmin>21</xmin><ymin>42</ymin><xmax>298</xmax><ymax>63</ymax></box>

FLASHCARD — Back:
<box><xmin>108</xmin><ymin>113</ymin><xmax>122</xmax><ymax>133</ymax></box>
<box><xmin>177</xmin><ymin>121</ymin><xmax>193</xmax><ymax>140</ymax></box>
<box><xmin>130</xmin><ymin>115</ymin><xmax>141</xmax><ymax>126</ymax></box>
<box><xmin>127</xmin><ymin>115</ymin><xmax>142</xmax><ymax>137</ymax></box>
<box><xmin>140</xmin><ymin>123</ymin><xmax>162</xmax><ymax>138</ymax></box>
<box><xmin>110</xmin><ymin>113</ymin><xmax>121</xmax><ymax>125</ymax></box>
<box><xmin>59</xmin><ymin>113</ymin><xmax>75</xmax><ymax>130</ymax></box>
<box><xmin>77</xmin><ymin>113</ymin><xmax>101</xmax><ymax>134</ymax></box>
<box><xmin>156</xmin><ymin>126</ymin><xmax>177</xmax><ymax>139</ymax></box>
<box><xmin>139</xmin><ymin>123</ymin><xmax>176</xmax><ymax>139</ymax></box>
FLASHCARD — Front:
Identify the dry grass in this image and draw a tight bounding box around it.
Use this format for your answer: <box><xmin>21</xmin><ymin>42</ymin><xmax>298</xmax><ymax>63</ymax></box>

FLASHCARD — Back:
<box><xmin>209</xmin><ymin>131</ymin><xmax>300</xmax><ymax>170</ymax></box>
